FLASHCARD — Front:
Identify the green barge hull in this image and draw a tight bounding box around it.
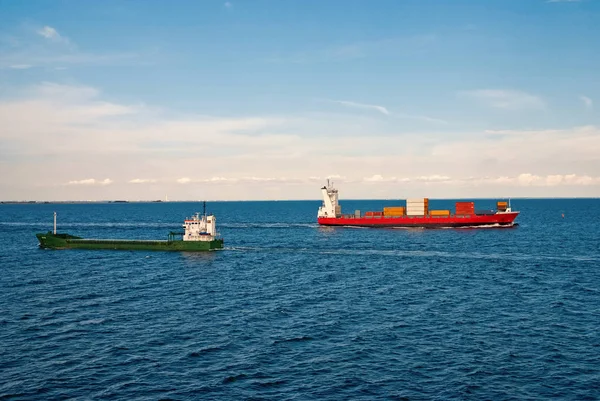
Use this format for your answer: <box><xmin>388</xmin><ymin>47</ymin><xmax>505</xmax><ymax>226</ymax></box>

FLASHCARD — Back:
<box><xmin>36</xmin><ymin>232</ymin><xmax>224</xmax><ymax>252</ymax></box>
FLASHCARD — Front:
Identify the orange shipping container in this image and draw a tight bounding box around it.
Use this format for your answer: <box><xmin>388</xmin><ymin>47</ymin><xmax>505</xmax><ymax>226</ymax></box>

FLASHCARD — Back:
<box><xmin>384</xmin><ymin>207</ymin><xmax>405</xmax><ymax>216</ymax></box>
<box><xmin>430</xmin><ymin>210</ymin><xmax>450</xmax><ymax>216</ymax></box>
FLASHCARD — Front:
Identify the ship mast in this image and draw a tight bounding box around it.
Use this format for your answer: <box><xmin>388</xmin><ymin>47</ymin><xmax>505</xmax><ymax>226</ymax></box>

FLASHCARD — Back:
<box><xmin>53</xmin><ymin>211</ymin><xmax>57</xmax><ymax>234</ymax></box>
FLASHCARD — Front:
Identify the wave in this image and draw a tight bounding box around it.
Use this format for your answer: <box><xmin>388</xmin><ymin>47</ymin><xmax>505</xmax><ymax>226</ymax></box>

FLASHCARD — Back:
<box><xmin>224</xmin><ymin>246</ymin><xmax>598</xmax><ymax>262</ymax></box>
<box><xmin>222</xmin><ymin>373</ymin><xmax>248</xmax><ymax>384</ymax></box>
<box><xmin>220</xmin><ymin>223</ymin><xmax>318</xmax><ymax>229</ymax></box>
<box><xmin>272</xmin><ymin>335</ymin><xmax>313</xmax><ymax>345</ymax></box>
<box><xmin>189</xmin><ymin>344</ymin><xmax>226</xmax><ymax>357</ymax></box>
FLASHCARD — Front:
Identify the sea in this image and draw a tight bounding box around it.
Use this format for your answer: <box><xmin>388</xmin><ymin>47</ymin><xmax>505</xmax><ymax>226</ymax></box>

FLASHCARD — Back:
<box><xmin>1</xmin><ymin>199</ymin><xmax>599</xmax><ymax>400</ymax></box>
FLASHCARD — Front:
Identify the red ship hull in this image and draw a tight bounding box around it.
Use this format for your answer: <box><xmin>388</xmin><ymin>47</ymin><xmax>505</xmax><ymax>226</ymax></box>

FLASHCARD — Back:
<box><xmin>318</xmin><ymin>212</ymin><xmax>519</xmax><ymax>228</ymax></box>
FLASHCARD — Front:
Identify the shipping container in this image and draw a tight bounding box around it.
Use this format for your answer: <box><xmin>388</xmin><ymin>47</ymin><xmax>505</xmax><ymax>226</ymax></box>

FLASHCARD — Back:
<box><xmin>406</xmin><ymin>211</ymin><xmax>426</xmax><ymax>216</ymax></box>
<box><xmin>365</xmin><ymin>211</ymin><xmax>374</xmax><ymax>217</ymax></box>
<box><xmin>429</xmin><ymin>210</ymin><xmax>450</xmax><ymax>216</ymax></box>
<box><xmin>383</xmin><ymin>206</ymin><xmax>405</xmax><ymax>216</ymax></box>
<box><xmin>455</xmin><ymin>201</ymin><xmax>475</xmax><ymax>213</ymax></box>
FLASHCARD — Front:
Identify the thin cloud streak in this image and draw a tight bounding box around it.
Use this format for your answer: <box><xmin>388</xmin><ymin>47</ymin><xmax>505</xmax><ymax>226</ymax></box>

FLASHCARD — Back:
<box><xmin>0</xmin><ymin>25</ymin><xmax>141</xmax><ymax>69</ymax></box>
<box><xmin>264</xmin><ymin>34</ymin><xmax>437</xmax><ymax>64</ymax></box>
<box><xmin>329</xmin><ymin>99</ymin><xmax>448</xmax><ymax>124</ymax></box>
<box><xmin>459</xmin><ymin>89</ymin><xmax>545</xmax><ymax>110</ymax></box>
<box><xmin>332</xmin><ymin>100</ymin><xmax>390</xmax><ymax>115</ymax></box>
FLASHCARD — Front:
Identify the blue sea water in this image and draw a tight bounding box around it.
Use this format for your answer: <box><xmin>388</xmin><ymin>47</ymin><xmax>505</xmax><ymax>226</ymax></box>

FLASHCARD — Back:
<box><xmin>1</xmin><ymin>199</ymin><xmax>599</xmax><ymax>400</ymax></box>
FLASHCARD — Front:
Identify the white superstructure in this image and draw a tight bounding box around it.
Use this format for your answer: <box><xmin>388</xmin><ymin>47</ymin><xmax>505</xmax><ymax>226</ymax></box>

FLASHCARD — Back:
<box><xmin>183</xmin><ymin>212</ymin><xmax>217</xmax><ymax>242</ymax></box>
<box><xmin>318</xmin><ymin>180</ymin><xmax>341</xmax><ymax>218</ymax></box>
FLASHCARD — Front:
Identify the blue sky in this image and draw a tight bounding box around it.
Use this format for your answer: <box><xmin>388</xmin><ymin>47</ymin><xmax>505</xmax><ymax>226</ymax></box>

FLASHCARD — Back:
<box><xmin>1</xmin><ymin>0</ymin><xmax>599</xmax><ymax>200</ymax></box>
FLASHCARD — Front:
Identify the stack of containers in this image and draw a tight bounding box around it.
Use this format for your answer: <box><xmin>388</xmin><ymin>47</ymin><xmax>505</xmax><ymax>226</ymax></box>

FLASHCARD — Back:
<box><xmin>455</xmin><ymin>201</ymin><xmax>475</xmax><ymax>215</ymax></box>
<box><xmin>406</xmin><ymin>198</ymin><xmax>429</xmax><ymax>216</ymax></box>
<box><xmin>383</xmin><ymin>207</ymin><xmax>405</xmax><ymax>217</ymax></box>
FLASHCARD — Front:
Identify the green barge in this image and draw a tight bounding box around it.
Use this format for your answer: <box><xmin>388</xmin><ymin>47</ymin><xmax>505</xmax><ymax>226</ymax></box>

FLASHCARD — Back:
<box><xmin>36</xmin><ymin>209</ymin><xmax>224</xmax><ymax>252</ymax></box>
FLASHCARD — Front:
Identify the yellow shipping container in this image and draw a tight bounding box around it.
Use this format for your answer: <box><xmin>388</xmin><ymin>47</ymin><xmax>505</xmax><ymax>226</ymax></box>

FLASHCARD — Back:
<box><xmin>383</xmin><ymin>207</ymin><xmax>405</xmax><ymax>216</ymax></box>
<box><xmin>429</xmin><ymin>209</ymin><xmax>450</xmax><ymax>216</ymax></box>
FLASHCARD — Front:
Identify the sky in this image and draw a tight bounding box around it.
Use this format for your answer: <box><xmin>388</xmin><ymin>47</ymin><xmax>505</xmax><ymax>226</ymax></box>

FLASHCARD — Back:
<box><xmin>1</xmin><ymin>0</ymin><xmax>599</xmax><ymax>201</ymax></box>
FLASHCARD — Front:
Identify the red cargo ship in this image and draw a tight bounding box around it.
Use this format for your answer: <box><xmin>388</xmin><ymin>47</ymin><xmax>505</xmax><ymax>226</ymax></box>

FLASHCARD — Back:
<box><xmin>317</xmin><ymin>181</ymin><xmax>519</xmax><ymax>228</ymax></box>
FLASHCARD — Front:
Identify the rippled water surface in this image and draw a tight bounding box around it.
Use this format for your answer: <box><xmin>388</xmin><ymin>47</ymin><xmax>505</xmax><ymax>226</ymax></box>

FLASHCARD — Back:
<box><xmin>1</xmin><ymin>199</ymin><xmax>599</xmax><ymax>400</ymax></box>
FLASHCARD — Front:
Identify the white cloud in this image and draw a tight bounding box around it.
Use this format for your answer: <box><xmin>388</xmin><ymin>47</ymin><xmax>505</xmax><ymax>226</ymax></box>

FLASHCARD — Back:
<box><xmin>10</xmin><ymin>64</ymin><xmax>32</xmax><ymax>69</ymax></box>
<box><xmin>167</xmin><ymin>173</ymin><xmax>600</xmax><ymax>188</ymax></box>
<box><xmin>416</xmin><ymin>175</ymin><xmax>451</xmax><ymax>182</ymax></box>
<box><xmin>364</xmin><ymin>175</ymin><xmax>397</xmax><ymax>182</ymax></box>
<box><xmin>459</xmin><ymin>89</ymin><xmax>545</xmax><ymax>110</ymax></box>
<box><xmin>37</xmin><ymin>26</ymin><xmax>70</xmax><ymax>45</ymax></box>
<box><xmin>129</xmin><ymin>178</ymin><xmax>157</xmax><ymax>184</ymax></box>
<box><xmin>2</xmin><ymin>82</ymin><xmax>600</xmax><ymax>200</ymax></box>
<box><xmin>67</xmin><ymin>178</ymin><xmax>112</xmax><ymax>186</ymax></box>
<box><xmin>516</xmin><ymin>173</ymin><xmax>599</xmax><ymax>186</ymax></box>
<box><xmin>361</xmin><ymin>173</ymin><xmax>600</xmax><ymax>187</ymax></box>
<box><xmin>332</xmin><ymin>100</ymin><xmax>390</xmax><ymax>115</ymax></box>
<box><xmin>580</xmin><ymin>95</ymin><xmax>593</xmax><ymax>110</ymax></box>
<box><xmin>38</xmin><ymin>26</ymin><xmax>60</xmax><ymax>40</ymax></box>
